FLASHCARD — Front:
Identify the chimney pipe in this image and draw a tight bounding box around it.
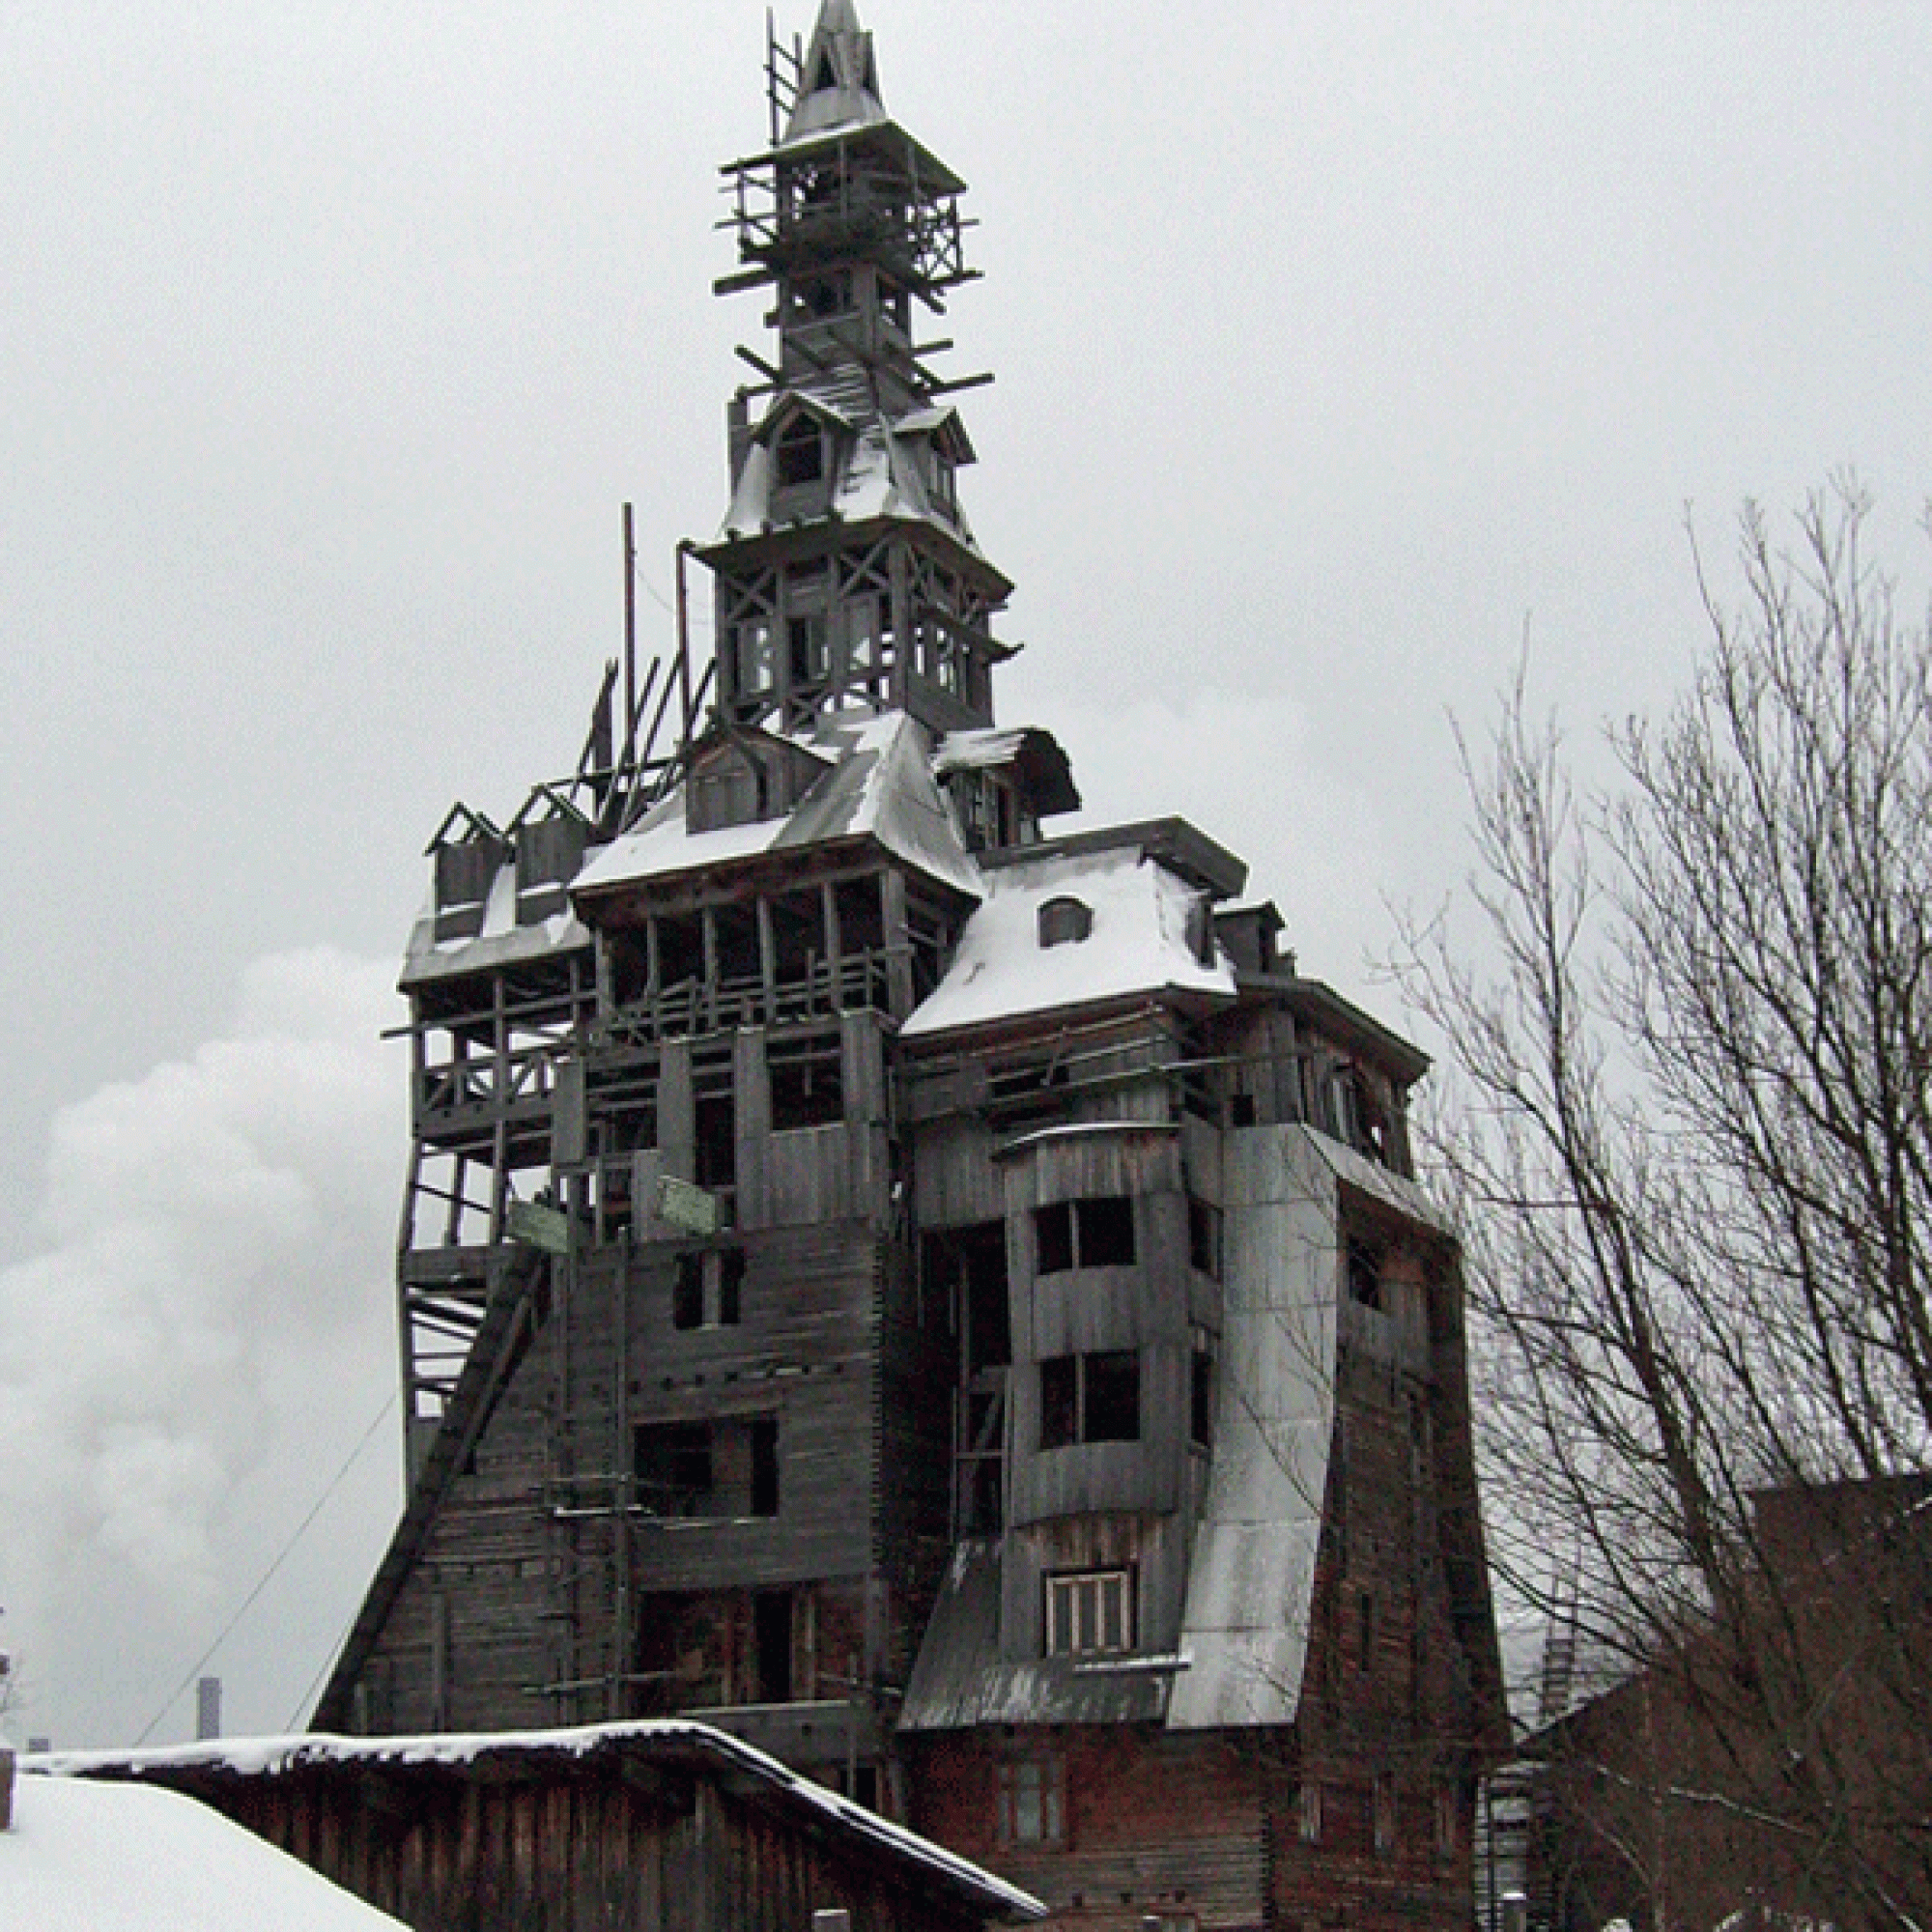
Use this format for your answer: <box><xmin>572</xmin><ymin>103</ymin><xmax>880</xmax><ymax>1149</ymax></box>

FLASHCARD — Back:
<box><xmin>196</xmin><ymin>1676</ymin><xmax>222</xmax><ymax>1743</ymax></box>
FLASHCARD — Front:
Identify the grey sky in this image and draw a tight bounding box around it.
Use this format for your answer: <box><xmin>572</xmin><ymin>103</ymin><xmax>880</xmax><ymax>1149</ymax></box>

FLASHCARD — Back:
<box><xmin>3</xmin><ymin>1</ymin><xmax>1930</xmax><ymax>1747</ymax></box>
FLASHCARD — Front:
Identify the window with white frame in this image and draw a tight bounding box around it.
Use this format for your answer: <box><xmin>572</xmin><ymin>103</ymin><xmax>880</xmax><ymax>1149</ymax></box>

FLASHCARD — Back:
<box><xmin>1045</xmin><ymin>1567</ymin><xmax>1133</xmax><ymax>1657</ymax></box>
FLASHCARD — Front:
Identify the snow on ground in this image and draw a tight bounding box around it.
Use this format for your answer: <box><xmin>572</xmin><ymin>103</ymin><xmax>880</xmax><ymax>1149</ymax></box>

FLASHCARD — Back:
<box><xmin>0</xmin><ymin>1770</ymin><xmax>406</xmax><ymax>1931</ymax></box>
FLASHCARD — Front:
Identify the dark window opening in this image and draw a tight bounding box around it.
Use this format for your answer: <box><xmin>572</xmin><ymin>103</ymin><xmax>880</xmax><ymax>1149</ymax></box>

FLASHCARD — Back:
<box><xmin>719</xmin><ymin>1248</ymin><xmax>745</xmax><ymax>1326</ymax></box>
<box><xmin>769</xmin><ymin>893</ymin><xmax>826</xmax><ymax>985</ymax></box>
<box><xmin>753</xmin><ymin>1590</ymin><xmax>794</xmax><ymax>1703</ymax></box>
<box><xmin>770</xmin><ymin>1039</ymin><xmax>844</xmax><ymax>1131</ymax></box>
<box><xmin>750</xmin><ymin>1417</ymin><xmax>781</xmax><ymax>1518</ymax></box>
<box><xmin>852</xmin><ymin>1763</ymin><xmax>880</xmax><ymax>1811</ymax></box>
<box><xmin>787</xmin><ymin>613</ymin><xmax>828</xmax><ymax>685</ymax></box>
<box><xmin>1357</xmin><ymin>1588</ymin><xmax>1378</xmax><ymax>1670</ymax></box>
<box><xmin>776</xmin><ymin>412</ymin><xmax>826</xmax><ymax>487</ymax></box>
<box><xmin>1039</xmin><ymin>1355</ymin><xmax>1077</xmax><ymax>1450</ymax></box>
<box><xmin>1229</xmin><ymin>1092</ymin><xmax>1258</xmax><ymax>1128</ymax></box>
<box><xmin>1347</xmin><ymin>1237</ymin><xmax>1384</xmax><ymax>1311</ymax></box>
<box><xmin>835</xmin><ymin>876</ymin><xmax>884</xmax><ymax>955</ymax></box>
<box><xmin>796</xmin><ymin>271</ymin><xmax>851</xmax><ymax>321</ymax></box>
<box><xmin>1038</xmin><ymin>1350</ymin><xmax>1140</xmax><ymax>1448</ymax></box>
<box><xmin>714</xmin><ymin>903</ymin><xmax>759</xmax><ymax>983</ymax></box>
<box><xmin>1190</xmin><ymin>1349</ymin><xmax>1214</xmax><ymax>1450</ymax></box>
<box><xmin>657</xmin><ymin>915</ymin><xmax>703</xmax><ymax>990</ymax></box>
<box><xmin>923</xmin><ymin>1223</ymin><xmax>1009</xmax><ymax>1374</ymax></box>
<box><xmin>1037</xmin><ymin>895</ymin><xmax>1093</xmax><ymax>949</ymax></box>
<box><xmin>635</xmin><ymin>1423</ymin><xmax>714</xmax><ymax>1516</ymax></box>
<box><xmin>1187</xmin><ymin>1196</ymin><xmax>1222</xmax><ymax>1278</ymax></box>
<box><xmin>1085</xmin><ymin>1350</ymin><xmax>1140</xmax><ymax>1441</ymax></box>
<box><xmin>696</xmin><ymin>1094</ymin><xmax>736</xmax><ymax>1191</ymax></box>
<box><xmin>673</xmin><ymin>1258</ymin><xmax>704</xmax><ymax>1331</ymax></box>
<box><xmin>636</xmin><ymin>1414</ymin><xmax>776</xmax><ymax>1520</ymax></box>
<box><xmin>962</xmin><ymin>1453</ymin><xmax>1003</xmax><ymax>1535</ymax></box>
<box><xmin>1035</xmin><ymin>1195</ymin><xmax>1136</xmax><ymax>1274</ymax></box>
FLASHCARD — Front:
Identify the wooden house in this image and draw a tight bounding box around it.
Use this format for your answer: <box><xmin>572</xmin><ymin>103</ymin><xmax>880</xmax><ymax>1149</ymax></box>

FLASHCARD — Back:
<box><xmin>317</xmin><ymin>7</ymin><xmax>1509</xmax><ymax>1928</ymax></box>
<box><xmin>30</xmin><ymin>1721</ymin><xmax>1041</xmax><ymax>1932</ymax></box>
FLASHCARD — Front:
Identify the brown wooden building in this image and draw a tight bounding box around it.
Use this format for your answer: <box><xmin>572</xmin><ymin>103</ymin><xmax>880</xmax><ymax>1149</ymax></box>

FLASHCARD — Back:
<box><xmin>32</xmin><ymin>1721</ymin><xmax>1041</xmax><ymax>1932</ymax></box>
<box><xmin>316</xmin><ymin>7</ymin><xmax>1509</xmax><ymax>1928</ymax></box>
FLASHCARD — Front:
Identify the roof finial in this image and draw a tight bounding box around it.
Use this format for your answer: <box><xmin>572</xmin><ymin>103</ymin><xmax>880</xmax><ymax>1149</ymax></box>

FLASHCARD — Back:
<box><xmin>786</xmin><ymin>0</ymin><xmax>885</xmax><ymax>141</ymax></box>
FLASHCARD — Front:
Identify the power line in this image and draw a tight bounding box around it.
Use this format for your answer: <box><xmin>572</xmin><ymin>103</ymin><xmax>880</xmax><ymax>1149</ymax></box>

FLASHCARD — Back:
<box><xmin>134</xmin><ymin>1393</ymin><xmax>397</xmax><ymax>1747</ymax></box>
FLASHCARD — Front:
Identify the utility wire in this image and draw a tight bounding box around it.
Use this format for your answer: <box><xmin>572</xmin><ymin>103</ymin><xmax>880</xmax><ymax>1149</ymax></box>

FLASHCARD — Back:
<box><xmin>135</xmin><ymin>1392</ymin><xmax>398</xmax><ymax>1747</ymax></box>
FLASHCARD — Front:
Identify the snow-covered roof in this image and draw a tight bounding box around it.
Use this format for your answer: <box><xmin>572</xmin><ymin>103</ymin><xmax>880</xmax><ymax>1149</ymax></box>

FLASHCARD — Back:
<box><xmin>575</xmin><ymin>708</ymin><xmax>982</xmax><ymax>902</ymax></box>
<box><xmin>930</xmin><ymin>724</ymin><xmax>1030</xmax><ymax>776</ymax></box>
<box><xmin>900</xmin><ymin>846</ymin><xmax>1236</xmax><ymax>1039</ymax></box>
<box><xmin>31</xmin><ymin>1719</ymin><xmax>1044</xmax><ymax>1921</ymax></box>
<box><xmin>719</xmin><ymin>373</ymin><xmax>983</xmax><ymax>554</ymax></box>
<box><xmin>2</xmin><ymin>1772</ymin><xmax>407</xmax><ymax>1931</ymax></box>
<box><xmin>400</xmin><ymin>856</ymin><xmax>590</xmax><ymax>990</ymax></box>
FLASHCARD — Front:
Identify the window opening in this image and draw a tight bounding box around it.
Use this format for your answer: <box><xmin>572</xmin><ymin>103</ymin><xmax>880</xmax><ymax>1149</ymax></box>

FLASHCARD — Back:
<box><xmin>924</xmin><ymin>1223</ymin><xmax>1009</xmax><ymax>1373</ymax></box>
<box><xmin>634</xmin><ymin>1423</ymin><xmax>714</xmax><ymax>1516</ymax></box>
<box><xmin>1375</xmin><ymin>1777</ymin><xmax>1397</xmax><ymax>1858</ymax></box>
<box><xmin>1037</xmin><ymin>895</ymin><xmax>1093</xmax><ymax>948</ymax></box>
<box><xmin>1035</xmin><ymin>1195</ymin><xmax>1136</xmax><ymax>1274</ymax></box>
<box><xmin>735</xmin><ymin>618</ymin><xmax>776</xmax><ymax>696</ymax></box>
<box><xmin>696</xmin><ymin>1094</ymin><xmax>735</xmax><ymax>1190</ymax></box>
<box><xmin>1299</xmin><ymin>1780</ymin><xmax>1323</xmax><ymax>1845</ymax></box>
<box><xmin>769</xmin><ymin>1037</ymin><xmax>844</xmax><ymax>1131</ymax></box>
<box><xmin>753</xmin><ymin>1590</ymin><xmax>794</xmax><ymax>1702</ymax></box>
<box><xmin>1347</xmin><ymin>1236</ymin><xmax>1384</xmax><ymax>1311</ymax></box>
<box><xmin>1187</xmin><ymin>1196</ymin><xmax>1222</xmax><ymax>1278</ymax></box>
<box><xmin>1038</xmin><ymin>1350</ymin><xmax>1140</xmax><ymax>1448</ymax></box>
<box><xmin>1190</xmin><ymin>1349</ymin><xmax>1214</xmax><ymax>1450</ymax></box>
<box><xmin>1045</xmin><ymin>1568</ymin><xmax>1133</xmax><ymax>1656</ymax></box>
<box><xmin>673</xmin><ymin>1258</ymin><xmax>704</xmax><ymax>1331</ymax></box>
<box><xmin>998</xmin><ymin>1755</ymin><xmax>1065</xmax><ymax>1846</ymax></box>
<box><xmin>750</xmin><ymin>1418</ymin><xmax>781</xmax><ymax>1518</ymax></box>
<box><xmin>673</xmin><ymin>1249</ymin><xmax>745</xmax><ymax>1331</ymax></box>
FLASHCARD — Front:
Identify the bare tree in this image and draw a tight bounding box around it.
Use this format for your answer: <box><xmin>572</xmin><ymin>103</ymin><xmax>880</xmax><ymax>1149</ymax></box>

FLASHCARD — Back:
<box><xmin>1401</xmin><ymin>484</ymin><xmax>1932</xmax><ymax>1932</ymax></box>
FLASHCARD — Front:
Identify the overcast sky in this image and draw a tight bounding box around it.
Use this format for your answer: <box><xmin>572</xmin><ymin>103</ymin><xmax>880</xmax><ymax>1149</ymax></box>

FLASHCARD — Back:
<box><xmin>3</xmin><ymin>0</ymin><xmax>1930</xmax><ymax>1748</ymax></box>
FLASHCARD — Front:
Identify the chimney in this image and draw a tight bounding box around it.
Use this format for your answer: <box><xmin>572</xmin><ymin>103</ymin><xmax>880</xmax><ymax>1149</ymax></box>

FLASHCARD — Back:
<box><xmin>196</xmin><ymin>1676</ymin><xmax>222</xmax><ymax>1742</ymax></box>
<box><xmin>0</xmin><ymin>1739</ymin><xmax>14</xmax><ymax>1833</ymax></box>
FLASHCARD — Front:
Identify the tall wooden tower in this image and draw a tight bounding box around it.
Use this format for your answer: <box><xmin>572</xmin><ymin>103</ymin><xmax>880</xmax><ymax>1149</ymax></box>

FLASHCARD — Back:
<box><xmin>319</xmin><ymin>9</ymin><xmax>1508</xmax><ymax>1927</ymax></box>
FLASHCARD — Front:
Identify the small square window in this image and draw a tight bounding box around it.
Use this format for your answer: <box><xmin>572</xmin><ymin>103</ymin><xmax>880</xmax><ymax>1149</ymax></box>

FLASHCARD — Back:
<box><xmin>1045</xmin><ymin>1568</ymin><xmax>1133</xmax><ymax>1657</ymax></box>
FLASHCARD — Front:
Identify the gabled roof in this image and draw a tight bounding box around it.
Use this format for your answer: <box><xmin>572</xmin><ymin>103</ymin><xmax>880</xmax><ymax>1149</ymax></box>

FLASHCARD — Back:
<box><xmin>573</xmin><ymin>708</ymin><xmax>982</xmax><ymax>902</ymax></box>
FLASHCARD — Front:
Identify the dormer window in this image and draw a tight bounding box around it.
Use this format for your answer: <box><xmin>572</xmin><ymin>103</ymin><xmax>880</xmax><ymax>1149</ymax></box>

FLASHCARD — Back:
<box><xmin>1037</xmin><ymin>896</ymin><xmax>1093</xmax><ymax>949</ymax></box>
<box><xmin>776</xmin><ymin>413</ymin><xmax>826</xmax><ymax>488</ymax></box>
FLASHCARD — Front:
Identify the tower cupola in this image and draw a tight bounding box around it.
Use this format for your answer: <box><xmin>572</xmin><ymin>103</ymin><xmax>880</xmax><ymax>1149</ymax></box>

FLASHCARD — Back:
<box><xmin>698</xmin><ymin>2</ymin><xmax>1014</xmax><ymax>740</ymax></box>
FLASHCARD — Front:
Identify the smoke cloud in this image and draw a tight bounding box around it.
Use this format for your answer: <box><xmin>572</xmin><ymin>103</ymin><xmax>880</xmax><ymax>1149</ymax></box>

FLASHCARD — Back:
<box><xmin>0</xmin><ymin>949</ymin><xmax>405</xmax><ymax>1747</ymax></box>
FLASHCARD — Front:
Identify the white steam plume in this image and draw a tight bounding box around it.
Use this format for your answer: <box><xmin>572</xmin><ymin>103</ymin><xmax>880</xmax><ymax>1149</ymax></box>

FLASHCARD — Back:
<box><xmin>0</xmin><ymin>949</ymin><xmax>405</xmax><ymax>1746</ymax></box>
